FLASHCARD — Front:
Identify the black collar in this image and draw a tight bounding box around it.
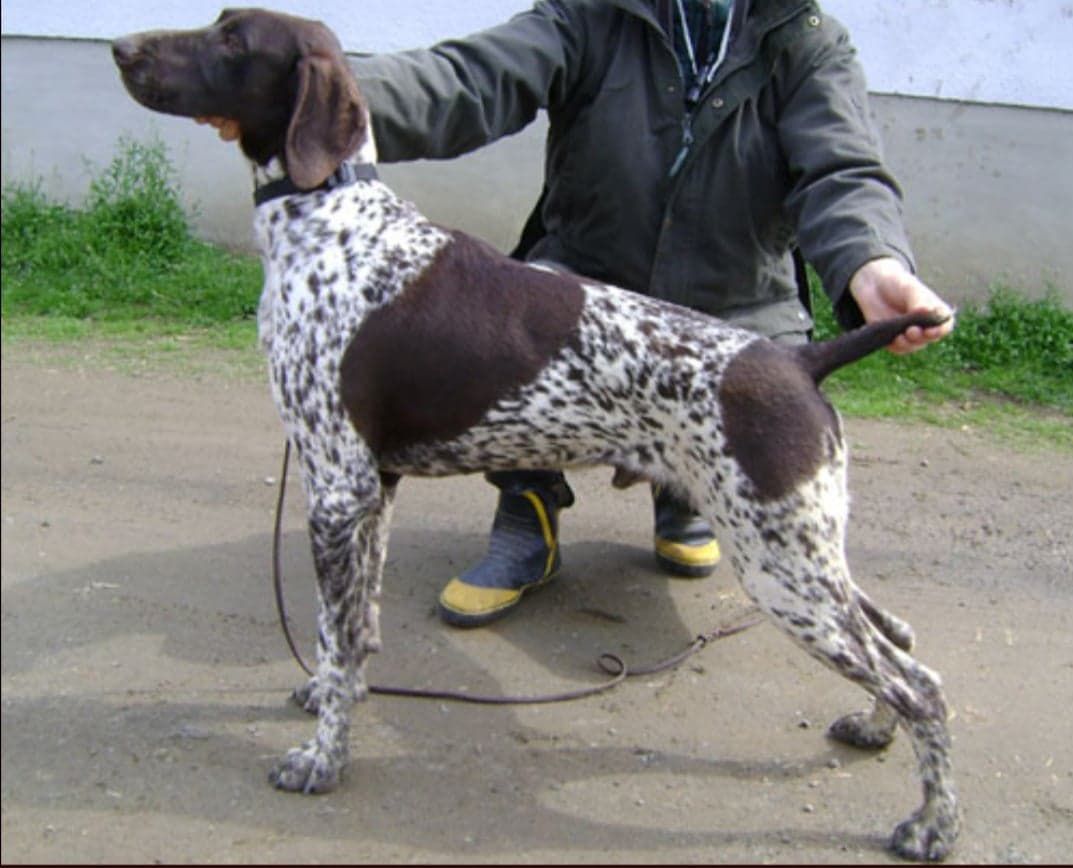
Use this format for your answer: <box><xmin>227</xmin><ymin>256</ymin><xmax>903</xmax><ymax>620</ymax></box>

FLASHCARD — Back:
<box><xmin>253</xmin><ymin>162</ymin><xmax>379</xmax><ymax>206</ymax></box>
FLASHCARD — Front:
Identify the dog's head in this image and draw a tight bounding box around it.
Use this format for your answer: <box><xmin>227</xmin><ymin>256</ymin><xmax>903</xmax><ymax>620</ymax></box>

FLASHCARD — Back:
<box><xmin>113</xmin><ymin>8</ymin><xmax>367</xmax><ymax>188</ymax></box>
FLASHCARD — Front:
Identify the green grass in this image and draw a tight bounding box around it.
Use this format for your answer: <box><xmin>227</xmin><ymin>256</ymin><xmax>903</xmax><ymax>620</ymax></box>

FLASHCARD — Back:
<box><xmin>807</xmin><ymin>274</ymin><xmax>1072</xmax><ymax>448</ymax></box>
<box><xmin>811</xmin><ymin>278</ymin><xmax>1073</xmax><ymax>411</ymax></box>
<box><xmin>2</xmin><ymin>136</ymin><xmax>262</xmax><ymax>327</ymax></box>
<box><xmin>2</xmin><ymin>137</ymin><xmax>1071</xmax><ymax>449</ymax></box>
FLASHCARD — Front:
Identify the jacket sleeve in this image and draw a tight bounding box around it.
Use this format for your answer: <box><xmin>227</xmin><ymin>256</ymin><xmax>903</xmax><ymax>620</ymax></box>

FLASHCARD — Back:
<box><xmin>347</xmin><ymin>1</ymin><xmax>586</xmax><ymax>162</ymax></box>
<box><xmin>775</xmin><ymin>14</ymin><xmax>916</xmax><ymax>329</ymax></box>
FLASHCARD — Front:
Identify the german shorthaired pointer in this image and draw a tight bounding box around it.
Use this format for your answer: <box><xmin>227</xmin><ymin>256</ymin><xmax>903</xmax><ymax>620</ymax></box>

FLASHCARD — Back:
<box><xmin>113</xmin><ymin>9</ymin><xmax>959</xmax><ymax>860</ymax></box>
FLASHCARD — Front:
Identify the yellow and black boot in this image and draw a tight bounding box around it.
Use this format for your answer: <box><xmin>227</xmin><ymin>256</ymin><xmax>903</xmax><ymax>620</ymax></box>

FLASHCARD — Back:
<box><xmin>652</xmin><ymin>486</ymin><xmax>720</xmax><ymax>578</ymax></box>
<box><xmin>438</xmin><ymin>470</ymin><xmax>575</xmax><ymax>627</ymax></box>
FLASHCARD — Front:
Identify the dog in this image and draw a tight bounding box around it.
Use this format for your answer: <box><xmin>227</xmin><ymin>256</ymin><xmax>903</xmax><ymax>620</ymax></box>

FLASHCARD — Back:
<box><xmin>113</xmin><ymin>9</ymin><xmax>959</xmax><ymax>860</ymax></box>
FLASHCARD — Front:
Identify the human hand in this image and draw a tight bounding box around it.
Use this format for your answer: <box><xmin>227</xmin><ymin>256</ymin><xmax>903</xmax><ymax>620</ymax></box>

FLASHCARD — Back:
<box><xmin>849</xmin><ymin>257</ymin><xmax>955</xmax><ymax>354</ymax></box>
<box><xmin>195</xmin><ymin>115</ymin><xmax>241</xmax><ymax>141</ymax></box>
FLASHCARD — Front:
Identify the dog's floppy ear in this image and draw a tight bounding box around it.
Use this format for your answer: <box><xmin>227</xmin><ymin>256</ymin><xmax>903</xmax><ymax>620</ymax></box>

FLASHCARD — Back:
<box><xmin>285</xmin><ymin>50</ymin><xmax>366</xmax><ymax>189</ymax></box>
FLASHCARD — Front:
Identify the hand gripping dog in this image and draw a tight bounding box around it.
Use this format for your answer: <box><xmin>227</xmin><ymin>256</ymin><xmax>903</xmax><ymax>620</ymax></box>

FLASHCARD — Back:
<box><xmin>114</xmin><ymin>9</ymin><xmax>959</xmax><ymax>860</ymax></box>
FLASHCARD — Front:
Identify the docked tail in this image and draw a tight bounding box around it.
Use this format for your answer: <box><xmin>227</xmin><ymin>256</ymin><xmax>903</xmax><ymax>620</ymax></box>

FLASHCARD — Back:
<box><xmin>793</xmin><ymin>309</ymin><xmax>952</xmax><ymax>385</ymax></box>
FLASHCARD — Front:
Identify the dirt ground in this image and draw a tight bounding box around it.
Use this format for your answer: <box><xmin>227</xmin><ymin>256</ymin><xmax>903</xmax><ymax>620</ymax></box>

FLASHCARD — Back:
<box><xmin>2</xmin><ymin>344</ymin><xmax>1071</xmax><ymax>864</ymax></box>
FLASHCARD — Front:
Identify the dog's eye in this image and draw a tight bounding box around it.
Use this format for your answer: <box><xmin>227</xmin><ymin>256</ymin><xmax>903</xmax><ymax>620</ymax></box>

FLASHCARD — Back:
<box><xmin>219</xmin><ymin>25</ymin><xmax>244</xmax><ymax>53</ymax></box>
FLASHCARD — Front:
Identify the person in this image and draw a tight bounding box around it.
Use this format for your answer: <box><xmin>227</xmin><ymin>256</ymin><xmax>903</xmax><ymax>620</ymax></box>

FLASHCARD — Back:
<box><xmin>206</xmin><ymin>0</ymin><xmax>954</xmax><ymax>628</ymax></box>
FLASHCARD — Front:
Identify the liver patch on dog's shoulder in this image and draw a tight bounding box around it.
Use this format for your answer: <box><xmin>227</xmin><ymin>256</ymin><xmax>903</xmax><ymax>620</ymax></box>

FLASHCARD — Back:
<box><xmin>340</xmin><ymin>230</ymin><xmax>585</xmax><ymax>455</ymax></box>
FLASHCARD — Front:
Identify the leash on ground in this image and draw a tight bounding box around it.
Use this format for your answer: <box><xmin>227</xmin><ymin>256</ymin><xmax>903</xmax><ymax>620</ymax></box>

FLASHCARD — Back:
<box><xmin>273</xmin><ymin>440</ymin><xmax>765</xmax><ymax>705</ymax></box>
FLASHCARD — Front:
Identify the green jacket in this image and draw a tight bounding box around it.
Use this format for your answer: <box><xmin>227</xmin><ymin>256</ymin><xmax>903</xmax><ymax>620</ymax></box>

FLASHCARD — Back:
<box><xmin>350</xmin><ymin>0</ymin><xmax>914</xmax><ymax>336</ymax></box>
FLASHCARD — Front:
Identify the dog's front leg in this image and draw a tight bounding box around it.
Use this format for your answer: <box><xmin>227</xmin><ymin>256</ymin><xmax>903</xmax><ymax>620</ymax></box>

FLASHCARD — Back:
<box><xmin>270</xmin><ymin>474</ymin><xmax>396</xmax><ymax>794</ymax></box>
<box><xmin>290</xmin><ymin>476</ymin><xmax>397</xmax><ymax>717</ymax></box>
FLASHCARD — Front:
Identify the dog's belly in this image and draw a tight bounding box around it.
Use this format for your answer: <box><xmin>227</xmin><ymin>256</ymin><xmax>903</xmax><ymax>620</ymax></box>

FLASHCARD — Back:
<box><xmin>378</xmin><ymin>417</ymin><xmax>623</xmax><ymax>478</ymax></box>
<box><xmin>377</xmin><ymin>367</ymin><xmax>639</xmax><ymax>477</ymax></box>
<box><xmin>379</xmin><ymin>351</ymin><xmax>700</xmax><ymax>482</ymax></box>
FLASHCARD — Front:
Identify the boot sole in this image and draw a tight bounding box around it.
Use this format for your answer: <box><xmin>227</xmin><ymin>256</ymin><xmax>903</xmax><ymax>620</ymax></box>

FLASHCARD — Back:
<box><xmin>654</xmin><ymin>537</ymin><xmax>721</xmax><ymax>579</ymax></box>
<box><xmin>654</xmin><ymin>552</ymin><xmax>716</xmax><ymax>578</ymax></box>
<box><xmin>437</xmin><ymin>569</ymin><xmax>559</xmax><ymax>628</ymax></box>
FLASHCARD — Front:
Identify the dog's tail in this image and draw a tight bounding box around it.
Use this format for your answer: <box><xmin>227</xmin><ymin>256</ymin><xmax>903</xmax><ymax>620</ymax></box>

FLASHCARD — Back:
<box><xmin>793</xmin><ymin>309</ymin><xmax>952</xmax><ymax>385</ymax></box>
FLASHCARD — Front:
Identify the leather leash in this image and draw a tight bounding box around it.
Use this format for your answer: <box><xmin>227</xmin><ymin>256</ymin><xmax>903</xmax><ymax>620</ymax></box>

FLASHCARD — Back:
<box><xmin>272</xmin><ymin>440</ymin><xmax>764</xmax><ymax>704</ymax></box>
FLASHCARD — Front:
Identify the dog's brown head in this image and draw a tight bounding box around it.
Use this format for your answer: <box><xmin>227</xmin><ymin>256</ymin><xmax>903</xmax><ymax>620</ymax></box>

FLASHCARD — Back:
<box><xmin>113</xmin><ymin>8</ymin><xmax>367</xmax><ymax>189</ymax></box>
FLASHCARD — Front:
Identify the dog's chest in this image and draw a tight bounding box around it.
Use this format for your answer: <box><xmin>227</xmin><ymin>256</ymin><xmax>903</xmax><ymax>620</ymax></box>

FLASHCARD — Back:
<box><xmin>253</xmin><ymin>183</ymin><xmax>450</xmax><ymax>415</ymax></box>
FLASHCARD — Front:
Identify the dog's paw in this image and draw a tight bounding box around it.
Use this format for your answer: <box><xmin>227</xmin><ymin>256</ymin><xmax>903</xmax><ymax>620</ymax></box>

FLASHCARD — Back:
<box><xmin>290</xmin><ymin>677</ymin><xmax>324</xmax><ymax>715</ymax></box>
<box><xmin>268</xmin><ymin>742</ymin><xmax>342</xmax><ymax>794</ymax></box>
<box><xmin>890</xmin><ymin>806</ymin><xmax>959</xmax><ymax>862</ymax></box>
<box><xmin>827</xmin><ymin>710</ymin><xmax>897</xmax><ymax>750</ymax></box>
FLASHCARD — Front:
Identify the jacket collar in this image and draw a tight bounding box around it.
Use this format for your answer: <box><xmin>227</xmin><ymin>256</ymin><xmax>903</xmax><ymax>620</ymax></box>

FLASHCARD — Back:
<box><xmin>614</xmin><ymin>0</ymin><xmax>813</xmax><ymax>98</ymax></box>
<box><xmin>609</xmin><ymin>0</ymin><xmax>749</xmax><ymax>32</ymax></box>
<box><xmin>610</xmin><ymin>0</ymin><xmax>814</xmax><ymax>38</ymax></box>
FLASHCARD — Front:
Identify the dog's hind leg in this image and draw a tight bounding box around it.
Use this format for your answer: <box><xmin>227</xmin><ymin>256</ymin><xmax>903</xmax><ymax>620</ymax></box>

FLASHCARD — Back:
<box><xmin>270</xmin><ymin>453</ymin><xmax>396</xmax><ymax>794</ymax></box>
<box><xmin>828</xmin><ymin>588</ymin><xmax>916</xmax><ymax>749</ymax></box>
<box><xmin>858</xmin><ymin>589</ymin><xmax>916</xmax><ymax>652</ymax></box>
<box><xmin>720</xmin><ymin>483</ymin><xmax>959</xmax><ymax>860</ymax></box>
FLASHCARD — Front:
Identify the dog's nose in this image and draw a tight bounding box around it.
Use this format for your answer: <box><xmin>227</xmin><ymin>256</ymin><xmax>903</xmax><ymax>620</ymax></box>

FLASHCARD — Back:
<box><xmin>112</xmin><ymin>37</ymin><xmax>140</xmax><ymax>67</ymax></box>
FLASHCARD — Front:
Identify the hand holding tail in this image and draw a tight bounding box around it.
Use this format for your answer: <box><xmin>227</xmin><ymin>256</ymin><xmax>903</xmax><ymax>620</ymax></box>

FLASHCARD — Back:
<box><xmin>850</xmin><ymin>257</ymin><xmax>955</xmax><ymax>354</ymax></box>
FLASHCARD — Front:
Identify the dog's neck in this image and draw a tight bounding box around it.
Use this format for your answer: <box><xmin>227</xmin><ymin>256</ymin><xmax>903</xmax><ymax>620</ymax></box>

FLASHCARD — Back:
<box><xmin>252</xmin><ymin>159</ymin><xmax>379</xmax><ymax>206</ymax></box>
<box><xmin>251</xmin><ymin>106</ymin><xmax>380</xmax><ymax>206</ymax></box>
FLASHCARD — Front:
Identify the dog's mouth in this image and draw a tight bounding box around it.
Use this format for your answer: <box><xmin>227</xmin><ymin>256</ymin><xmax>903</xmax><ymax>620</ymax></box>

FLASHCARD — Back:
<box><xmin>117</xmin><ymin>72</ymin><xmax>178</xmax><ymax>113</ymax></box>
<box><xmin>112</xmin><ymin>37</ymin><xmax>210</xmax><ymax>118</ymax></box>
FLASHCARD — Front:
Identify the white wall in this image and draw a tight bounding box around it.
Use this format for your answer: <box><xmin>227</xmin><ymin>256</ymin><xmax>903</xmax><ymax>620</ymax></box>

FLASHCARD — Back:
<box><xmin>4</xmin><ymin>1</ymin><xmax>1073</xmax><ymax>109</ymax></box>
<box><xmin>825</xmin><ymin>0</ymin><xmax>1072</xmax><ymax>110</ymax></box>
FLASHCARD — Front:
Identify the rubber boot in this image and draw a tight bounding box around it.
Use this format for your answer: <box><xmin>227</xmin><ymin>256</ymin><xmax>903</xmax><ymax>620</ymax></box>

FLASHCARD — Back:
<box><xmin>652</xmin><ymin>485</ymin><xmax>720</xmax><ymax>578</ymax></box>
<box><xmin>438</xmin><ymin>470</ymin><xmax>575</xmax><ymax>627</ymax></box>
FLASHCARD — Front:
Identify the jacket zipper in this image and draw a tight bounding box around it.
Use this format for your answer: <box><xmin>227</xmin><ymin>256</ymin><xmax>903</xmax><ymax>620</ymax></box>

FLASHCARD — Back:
<box><xmin>669</xmin><ymin>118</ymin><xmax>695</xmax><ymax>178</ymax></box>
<box><xmin>668</xmin><ymin>0</ymin><xmax>736</xmax><ymax>178</ymax></box>
<box><xmin>665</xmin><ymin>0</ymin><xmax>811</xmax><ymax>178</ymax></box>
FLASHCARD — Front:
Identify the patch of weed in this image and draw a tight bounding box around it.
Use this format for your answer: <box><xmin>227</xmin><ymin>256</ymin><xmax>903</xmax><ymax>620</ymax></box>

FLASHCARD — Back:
<box><xmin>2</xmin><ymin>136</ymin><xmax>261</xmax><ymax>325</ymax></box>
<box><xmin>810</xmin><ymin>274</ymin><xmax>1073</xmax><ymax>417</ymax></box>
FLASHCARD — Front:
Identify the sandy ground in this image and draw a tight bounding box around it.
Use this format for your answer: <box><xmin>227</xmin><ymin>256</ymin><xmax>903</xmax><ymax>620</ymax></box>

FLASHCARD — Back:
<box><xmin>2</xmin><ymin>345</ymin><xmax>1071</xmax><ymax>864</ymax></box>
